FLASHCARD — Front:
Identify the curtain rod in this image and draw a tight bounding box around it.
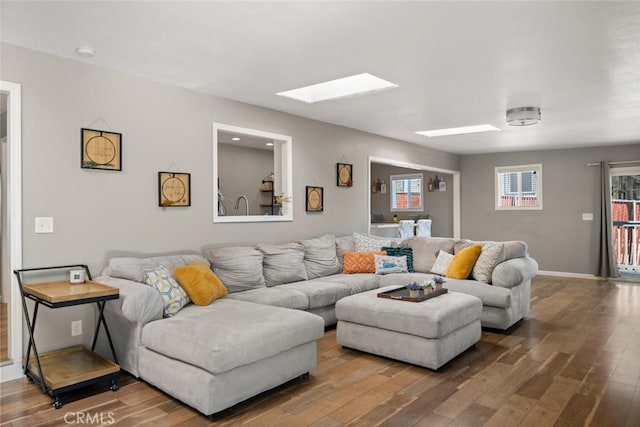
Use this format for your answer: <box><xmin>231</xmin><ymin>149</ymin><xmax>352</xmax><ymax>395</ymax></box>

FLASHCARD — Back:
<box><xmin>586</xmin><ymin>160</ymin><xmax>640</xmax><ymax>166</ymax></box>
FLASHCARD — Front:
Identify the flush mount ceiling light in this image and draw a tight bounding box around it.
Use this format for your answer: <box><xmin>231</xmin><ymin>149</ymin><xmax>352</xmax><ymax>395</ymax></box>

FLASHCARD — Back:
<box><xmin>75</xmin><ymin>46</ymin><xmax>96</xmax><ymax>57</ymax></box>
<box><xmin>506</xmin><ymin>107</ymin><xmax>541</xmax><ymax>126</ymax></box>
<box><xmin>415</xmin><ymin>124</ymin><xmax>501</xmax><ymax>138</ymax></box>
<box><xmin>276</xmin><ymin>73</ymin><xmax>398</xmax><ymax>103</ymax></box>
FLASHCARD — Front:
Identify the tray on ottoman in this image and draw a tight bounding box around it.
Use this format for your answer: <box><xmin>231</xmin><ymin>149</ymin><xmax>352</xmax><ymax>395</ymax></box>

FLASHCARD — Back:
<box><xmin>377</xmin><ymin>286</ymin><xmax>447</xmax><ymax>302</ymax></box>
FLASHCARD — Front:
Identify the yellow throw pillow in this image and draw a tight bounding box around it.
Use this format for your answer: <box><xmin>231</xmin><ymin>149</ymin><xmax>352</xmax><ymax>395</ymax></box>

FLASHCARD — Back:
<box><xmin>446</xmin><ymin>244</ymin><xmax>483</xmax><ymax>279</ymax></box>
<box><xmin>174</xmin><ymin>262</ymin><xmax>228</xmax><ymax>305</ymax></box>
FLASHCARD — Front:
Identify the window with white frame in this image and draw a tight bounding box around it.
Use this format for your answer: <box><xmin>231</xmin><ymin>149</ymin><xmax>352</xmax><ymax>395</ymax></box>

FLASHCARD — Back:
<box><xmin>495</xmin><ymin>164</ymin><xmax>542</xmax><ymax>210</ymax></box>
<box><xmin>391</xmin><ymin>173</ymin><xmax>423</xmax><ymax>211</ymax></box>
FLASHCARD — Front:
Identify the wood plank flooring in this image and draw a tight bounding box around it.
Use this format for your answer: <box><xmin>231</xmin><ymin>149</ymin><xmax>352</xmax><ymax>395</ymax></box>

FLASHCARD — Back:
<box><xmin>1</xmin><ymin>276</ymin><xmax>639</xmax><ymax>426</ymax></box>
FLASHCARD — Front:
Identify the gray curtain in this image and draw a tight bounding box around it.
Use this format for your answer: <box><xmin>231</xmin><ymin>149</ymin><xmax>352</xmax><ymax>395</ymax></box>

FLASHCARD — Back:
<box><xmin>598</xmin><ymin>161</ymin><xmax>620</xmax><ymax>277</ymax></box>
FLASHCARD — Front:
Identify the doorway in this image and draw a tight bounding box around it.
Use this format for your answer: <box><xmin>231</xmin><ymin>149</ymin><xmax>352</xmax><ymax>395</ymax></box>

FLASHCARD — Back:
<box><xmin>0</xmin><ymin>80</ymin><xmax>23</xmax><ymax>382</ymax></box>
<box><xmin>369</xmin><ymin>156</ymin><xmax>460</xmax><ymax>239</ymax></box>
<box><xmin>611</xmin><ymin>166</ymin><xmax>640</xmax><ymax>279</ymax></box>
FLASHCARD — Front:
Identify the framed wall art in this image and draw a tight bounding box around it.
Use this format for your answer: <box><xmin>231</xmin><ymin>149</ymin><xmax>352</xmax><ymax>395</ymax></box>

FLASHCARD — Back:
<box><xmin>158</xmin><ymin>172</ymin><xmax>191</xmax><ymax>207</ymax></box>
<box><xmin>337</xmin><ymin>163</ymin><xmax>353</xmax><ymax>187</ymax></box>
<box><xmin>305</xmin><ymin>186</ymin><xmax>324</xmax><ymax>212</ymax></box>
<box><xmin>81</xmin><ymin>128</ymin><xmax>122</xmax><ymax>171</ymax></box>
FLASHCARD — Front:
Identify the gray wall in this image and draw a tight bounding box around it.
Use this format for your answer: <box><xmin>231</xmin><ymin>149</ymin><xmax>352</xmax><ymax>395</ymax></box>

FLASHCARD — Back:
<box><xmin>218</xmin><ymin>143</ymin><xmax>273</xmax><ymax>216</ymax></box>
<box><xmin>460</xmin><ymin>143</ymin><xmax>640</xmax><ymax>275</ymax></box>
<box><xmin>370</xmin><ymin>163</ymin><xmax>453</xmax><ymax>237</ymax></box>
<box><xmin>0</xmin><ymin>43</ymin><xmax>459</xmax><ymax>351</ymax></box>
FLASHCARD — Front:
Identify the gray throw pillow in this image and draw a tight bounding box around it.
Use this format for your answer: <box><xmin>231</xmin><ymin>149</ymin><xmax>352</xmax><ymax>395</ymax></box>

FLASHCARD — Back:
<box><xmin>299</xmin><ymin>234</ymin><xmax>341</xmax><ymax>279</ymax></box>
<box><xmin>205</xmin><ymin>246</ymin><xmax>265</xmax><ymax>293</ymax></box>
<box><xmin>257</xmin><ymin>243</ymin><xmax>308</xmax><ymax>287</ymax></box>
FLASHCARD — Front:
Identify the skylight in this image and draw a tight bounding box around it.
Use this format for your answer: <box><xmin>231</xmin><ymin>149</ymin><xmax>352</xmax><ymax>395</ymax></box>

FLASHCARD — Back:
<box><xmin>276</xmin><ymin>73</ymin><xmax>398</xmax><ymax>103</ymax></box>
<box><xmin>415</xmin><ymin>124</ymin><xmax>501</xmax><ymax>137</ymax></box>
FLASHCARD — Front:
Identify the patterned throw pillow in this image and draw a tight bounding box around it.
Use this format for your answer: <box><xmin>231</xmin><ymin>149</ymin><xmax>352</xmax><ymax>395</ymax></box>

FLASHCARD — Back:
<box><xmin>430</xmin><ymin>250</ymin><xmax>454</xmax><ymax>276</ymax></box>
<box><xmin>381</xmin><ymin>247</ymin><xmax>414</xmax><ymax>272</ymax></box>
<box><xmin>343</xmin><ymin>251</ymin><xmax>386</xmax><ymax>274</ymax></box>
<box><xmin>353</xmin><ymin>233</ymin><xmax>393</xmax><ymax>252</ymax></box>
<box><xmin>144</xmin><ymin>265</ymin><xmax>190</xmax><ymax>317</ymax></box>
<box><xmin>374</xmin><ymin>255</ymin><xmax>408</xmax><ymax>275</ymax></box>
<box><xmin>472</xmin><ymin>243</ymin><xmax>505</xmax><ymax>284</ymax></box>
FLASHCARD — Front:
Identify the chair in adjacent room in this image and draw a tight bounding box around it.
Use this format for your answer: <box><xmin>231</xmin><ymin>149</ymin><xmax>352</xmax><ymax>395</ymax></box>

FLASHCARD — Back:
<box><xmin>398</xmin><ymin>220</ymin><xmax>414</xmax><ymax>239</ymax></box>
<box><xmin>416</xmin><ymin>219</ymin><xmax>432</xmax><ymax>237</ymax></box>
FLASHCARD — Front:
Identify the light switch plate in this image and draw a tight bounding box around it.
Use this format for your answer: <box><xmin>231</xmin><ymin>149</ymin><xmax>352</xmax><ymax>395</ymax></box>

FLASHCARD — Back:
<box><xmin>582</xmin><ymin>213</ymin><xmax>594</xmax><ymax>221</ymax></box>
<box><xmin>35</xmin><ymin>217</ymin><xmax>54</xmax><ymax>233</ymax></box>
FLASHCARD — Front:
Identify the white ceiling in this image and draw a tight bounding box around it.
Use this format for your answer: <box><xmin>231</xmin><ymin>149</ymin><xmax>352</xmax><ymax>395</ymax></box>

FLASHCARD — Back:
<box><xmin>1</xmin><ymin>1</ymin><xmax>640</xmax><ymax>155</ymax></box>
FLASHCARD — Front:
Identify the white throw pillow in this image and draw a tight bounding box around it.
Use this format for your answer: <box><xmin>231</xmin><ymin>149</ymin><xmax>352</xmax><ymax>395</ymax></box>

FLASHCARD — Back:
<box><xmin>430</xmin><ymin>250</ymin><xmax>454</xmax><ymax>276</ymax></box>
<box><xmin>374</xmin><ymin>255</ymin><xmax>408</xmax><ymax>275</ymax></box>
<box><xmin>353</xmin><ymin>233</ymin><xmax>394</xmax><ymax>252</ymax></box>
<box><xmin>472</xmin><ymin>243</ymin><xmax>505</xmax><ymax>284</ymax></box>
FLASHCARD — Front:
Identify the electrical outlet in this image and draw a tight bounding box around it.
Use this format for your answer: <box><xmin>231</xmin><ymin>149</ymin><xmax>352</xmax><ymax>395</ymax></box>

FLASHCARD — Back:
<box><xmin>71</xmin><ymin>320</ymin><xmax>82</xmax><ymax>337</ymax></box>
<box><xmin>35</xmin><ymin>217</ymin><xmax>54</xmax><ymax>233</ymax></box>
<box><xmin>582</xmin><ymin>213</ymin><xmax>594</xmax><ymax>221</ymax></box>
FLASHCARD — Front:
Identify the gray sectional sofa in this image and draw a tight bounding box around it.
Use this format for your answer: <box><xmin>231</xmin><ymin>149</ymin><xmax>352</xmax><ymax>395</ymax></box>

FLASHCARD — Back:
<box><xmin>95</xmin><ymin>233</ymin><xmax>538</xmax><ymax>416</ymax></box>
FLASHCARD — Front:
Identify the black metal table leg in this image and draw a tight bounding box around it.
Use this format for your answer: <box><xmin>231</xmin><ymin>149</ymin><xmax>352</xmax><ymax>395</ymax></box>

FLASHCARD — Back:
<box><xmin>91</xmin><ymin>301</ymin><xmax>119</xmax><ymax>365</ymax></box>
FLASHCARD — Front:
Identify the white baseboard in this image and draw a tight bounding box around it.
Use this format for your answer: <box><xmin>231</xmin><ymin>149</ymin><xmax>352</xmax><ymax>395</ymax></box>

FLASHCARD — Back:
<box><xmin>537</xmin><ymin>270</ymin><xmax>601</xmax><ymax>280</ymax></box>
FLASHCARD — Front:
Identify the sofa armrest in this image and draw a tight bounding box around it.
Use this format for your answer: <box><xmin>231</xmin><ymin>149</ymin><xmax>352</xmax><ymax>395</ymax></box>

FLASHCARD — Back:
<box><xmin>95</xmin><ymin>275</ymin><xmax>163</xmax><ymax>325</ymax></box>
<box><xmin>492</xmin><ymin>257</ymin><xmax>539</xmax><ymax>289</ymax></box>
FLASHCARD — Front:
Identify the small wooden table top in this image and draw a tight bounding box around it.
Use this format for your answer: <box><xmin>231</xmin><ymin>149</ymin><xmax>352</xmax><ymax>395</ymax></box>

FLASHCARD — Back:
<box><xmin>22</xmin><ymin>280</ymin><xmax>118</xmax><ymax>304</ymax></box>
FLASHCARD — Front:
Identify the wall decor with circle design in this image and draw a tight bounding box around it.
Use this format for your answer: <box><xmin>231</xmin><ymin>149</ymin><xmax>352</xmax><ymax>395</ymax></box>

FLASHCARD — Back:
<box><xmin>337</xmin><ymin>163</ymin><xmax>353</xmax><ymax>187</ymax></box>
<box><xmin>158</xmin><ymin>172</ymin><xmax>191</xmax><ymax>207</ymax></box>
<box><xmin>305</xmin><ymin>186</ymin><xmax>324</xmax><ymax>212</ymax></box>
<box><xmin>81</xmin><ymin>128</ymin><xmax>122</xmax><ymax>171</ymax></box>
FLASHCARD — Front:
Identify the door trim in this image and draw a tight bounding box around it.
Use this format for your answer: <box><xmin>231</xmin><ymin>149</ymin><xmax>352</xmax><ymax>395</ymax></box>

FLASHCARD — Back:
<box><xmin>1</xmin><ymin>80</ymin><xmax>23</xmax><ymax>382</ymax></box>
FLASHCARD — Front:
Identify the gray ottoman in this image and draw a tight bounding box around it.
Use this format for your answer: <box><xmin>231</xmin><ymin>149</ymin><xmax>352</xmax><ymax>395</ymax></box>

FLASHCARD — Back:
<box><xmin>335</xmin><ymin>286</ymin><xmax>482</xmax><ymax>370</ymax></box>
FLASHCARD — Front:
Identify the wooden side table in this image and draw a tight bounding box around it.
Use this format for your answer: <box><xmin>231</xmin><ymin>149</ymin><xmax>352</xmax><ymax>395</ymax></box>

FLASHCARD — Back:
<box><xmin>14</xmin><ymin>265</ymin><xmax>120</xmax><ymax>409</ymax></box>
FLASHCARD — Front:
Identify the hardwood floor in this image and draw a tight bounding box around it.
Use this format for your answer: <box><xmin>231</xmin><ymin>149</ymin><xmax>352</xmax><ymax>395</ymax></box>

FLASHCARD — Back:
<box><xmin>1</xmin><ymin>276</ymin><xmax>639</xmax><ymax>426</ymax></box>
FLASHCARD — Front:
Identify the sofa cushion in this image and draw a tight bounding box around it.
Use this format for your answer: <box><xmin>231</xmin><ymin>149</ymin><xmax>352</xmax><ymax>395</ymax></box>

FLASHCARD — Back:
<box><xmin>107</xmin><ymin>254</ymin><xmax>209</xmax><ymax>283</ymax></box>
<box><xmin>299</xmin><ymin>234</ymin><xmax>341</xmax><ymax>279</ymax></box>
<box><xmin>472</xmin><ymin>243</ymin><xmax>505</xmax><ymax>284</ymax></box>
<box><xmin>456</xmin><ymin>239</ymin><xmax>527</xmax><ymax>261</ymax></box>
<box><xmin>430</xmin><ymin>250</ymin><xmax>454</xmax><ymax>276</ymax></box>
<box><xmin>374</xmin><ymin>254</ymin><xmax>408</xmax><ymax>275</ymax></box>
<box><xmin>173</xmin><ymin>262</ymin><xmax>228</xmax><ymax>305</ymax></box>
<box><xmin>205</xmin><ymin>246</ymin><xmax>266</xmax><ymax>293</ymax></box>
<box><xmin>381</xmin><ymin>247</ymin><xmax>415</xmax><ymax>272</ymax></box>
<box><xmin>447</xmin><ymin>244</ymin><xmax>482</xmax><ymax>279</ymax></box>
<box><xmin>226</xmin><ymin>287</ymin><xmax>309</xmax><ymax>310</ymax></box>
<box><xmin>143</xmin><ymin>266</ymin><xmax>190</xmax><ymax>317</ymax></box>
<box><xmin>353</xmin><ymin>233</ymin><xmax>395</xmax><ymax>252</ymax></box>
<box><xmin>342</xmin><ymin>251</ymin><xmax>386</xmax><ymax>274</ymax></box>
<box><xmin>406</xmin><ymin>237</ymin><xmax>455</xmax><ymax>273</ymax></box>
<box><xmin>257</xmin><ymin>243</ymin><xmax>308</xmax><ymax>287</ymax></box>
<box><xmin>320</xmin><ymin>274</ymin><xmax>380</xmax><ymax>294</ymax></box>
<box><xmin>503</xmin><ymin>241</ymin><xmax>528</xmax><ymax>260</ymax></box>
<box><xmin>279</xmin><ymin>280</ymin><xmax>352</xmax><ymax>309</ymax></box>
<box><xmin>141</xmin><ymin>299</ymin><xmax>324</xmax><ymax>374</ymax></box>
